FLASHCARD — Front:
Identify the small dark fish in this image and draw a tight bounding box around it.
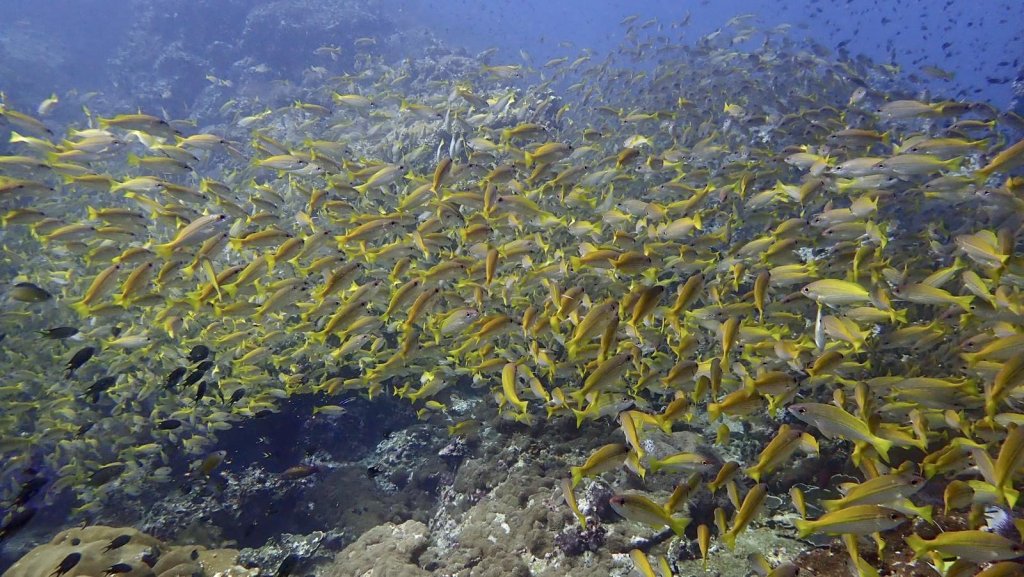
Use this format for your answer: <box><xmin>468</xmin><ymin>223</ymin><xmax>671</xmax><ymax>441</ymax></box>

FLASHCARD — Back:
<box><xmin>65</xmin><ymin>346</ymin><xmax>96</xmax><ymax>378</ymax></box>
<box><xmin>164</xmin><ymin>366</ymin><xmax>187</xmax><ymax>389</ymax></box>
<box><xmin>50</xmin><ymin>552</ymin><xmax>82</xmax><ymax>577</ymax></box>
<box><xmin>14</xmin><ymin>477</ymin><xmax>47</xmax><ymax>506</ymax></box>
<box><xmin>103</xmin><ymin>563</ymin><xmax>133</xmax><ymax>575</ymax></box>
<box><xmin>275</xmin><ymin>554</ymin><xmax>300</xmax><ymax>577</ymax></box>
<box><xmin>40</xmin><ymin>326</ymin><xmax>79</xmax><ymax>339</ymax></box>
<box><xmin>86</xmin><ymin>375</ymin><xmax>117</xmax><ymax>402</ymax></box>
<box><xmin>156</xmin><ymin>419</ymin><xmax>182</xmax><ymax>430</ymax></box>
<box><xmin>0</xmin><ymin>507</ymin><xmax>36</xmax><ymax>542</ymax></box>
<box><xmin>229</xmin><ymin>388</ymin><xmax>246</xmax><ymax>404</ymax></box>
<box><xmin>140</xmin><ymin>548</ymin><xmax>159</xmax><ymax>567</ymax></box>
<box><xmin>187</xmin><ymin>344</ymin><xmax>211</xmax><ymax>363</ymax></box>
<box><xmin>89</xmin><ymin>463</ymin><xmax>126</xmax><ymax>486</ymax></box>
<box><xmin>75</xmin><ymin>422</ymin><xmax>95</xmax><ymax>437</ymax></box>
<box><xmin>182</xmin><ymin>365</ymin><xmax>209</xmax><ymax>388</ymax></box>
<box><xmin>195</xmin><ymin>381</ymin><xmax>207</xmax><ymax>403</ymax></box>
<box><xmin>103</xmin><ymin>534</ymin><xmax>132</xmax><ymax>552</ymax></box>
<box><xmin>281</xmin><ymin>464</ymin><xmax>319</xmax><ymax>480</ymax></box>
<box><xmin>10</xmin><ymin>282</ymin><xmax>51</xmax><ymax>302</ymax></box>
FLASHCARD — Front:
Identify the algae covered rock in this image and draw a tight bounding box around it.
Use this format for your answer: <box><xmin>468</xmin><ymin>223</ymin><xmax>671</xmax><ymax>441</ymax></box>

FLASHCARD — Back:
<box><xmin>2</xmin><ymin>525</ymin><xmax>251</xmax><ymax>577</ymax></box>
<box><xmin>320</xmin><ymin>520</ymin><xmax>430</xmax><ymax>577</ymax></box>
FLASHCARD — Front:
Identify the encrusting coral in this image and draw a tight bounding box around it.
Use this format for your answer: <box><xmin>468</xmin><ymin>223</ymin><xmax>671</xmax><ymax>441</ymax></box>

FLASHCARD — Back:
<box><xmin>2</xmin><ymin>525</ymin><xmax>252</xmax><ymax>577</ymax></box>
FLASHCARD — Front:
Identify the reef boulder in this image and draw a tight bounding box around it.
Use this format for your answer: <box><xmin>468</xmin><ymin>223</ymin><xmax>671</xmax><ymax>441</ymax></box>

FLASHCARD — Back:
<box><xmin>1</xmin><ymin>525</ymin><xmax>252</xmax><ymax>577</ymax></box>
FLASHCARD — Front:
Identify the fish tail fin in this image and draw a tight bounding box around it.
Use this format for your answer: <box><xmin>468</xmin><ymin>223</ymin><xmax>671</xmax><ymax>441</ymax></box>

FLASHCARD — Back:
<box><xmin>668</xmin><ymin>515</ymin><xmax>690</xmax><ymax>537</ymax></box>
<box><xmin>904</xmin><ymin>533</ymin><xmax>927</xmax><ymax>559</ymax></box>
<box><xmin>745</xmin><ymin>467</ymin><xmax>762</xmax><ymax>483</ymax></box>
<box><xmin>721</xmin><ymin>530</ymin><xmax>737</xmax><ymax>550</ymax></box>
<box><xmin>707</xmin><ymin>402</ymin><xmax>722</xmax><ymax>422</ymax></box>
<box><xmin>569</xmin><ymin>388</ymin><xmax>587</xmax><ymax>407</ymax></box>
<box><xmin>820</xmin><ymin>498</ymin><xmax>841</xmax><ymax>512</ymax></box>
<box><xmin>538</xmin><ymin>213</ymin><xmax>564</xmax><ymax>228</ymax></box>
<box><xmin>71</xmin><ymin>301</ymin><xmax>91</xmax><ymax>317</ymax></box>
<box><xmin>153</xmin><ymin>243</ymin><xmax>175</xmax><ymax>260</ymax></box>
<box><xmin>914</xmin><ymin>504</ymin><xmax>935</xmax><ymax>525</ymax></box>
<box><xmin>921</xmin><ymin>463</ymin><xmax>938</xmax><ymax>479</ymax></box>
<box><xmin>872</xmin><ymin>436</ymin><xmax>893</xmax><ymax>462</ymax></box>
<box><xmin>1001</xmin><ymin>485</ymin><xmax>1020</xmax><ymax>509</ymax></box>
<box><xmin>570</xmin><ymin>406</ymin><xmax>590</xmax><ymax>428</ymax></box>
<box><xmin>793</xmin><ymin>518</ymin><xmax>813</xmax><ymax>539</ymax></box>
<box><xmin>570</xmin><ymin>466</ymin><xmax>584</xmax><ymax>488</ymax></box>
<box><xmin>655</xmin><ymin>415</ymin><xmax>673</xmax><ymax>434</ymax></box>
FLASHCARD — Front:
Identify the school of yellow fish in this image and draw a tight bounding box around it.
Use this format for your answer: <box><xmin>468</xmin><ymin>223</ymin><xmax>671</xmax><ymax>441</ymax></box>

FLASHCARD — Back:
<box><xmin>4</xmin><ymin>14</ymin><xmax>1024</xmax><ymax>574</ymax></box>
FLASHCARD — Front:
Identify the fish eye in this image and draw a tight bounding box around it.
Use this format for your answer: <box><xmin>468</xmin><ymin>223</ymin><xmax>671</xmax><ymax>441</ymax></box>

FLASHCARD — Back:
<box><xmin>890</xmin><ymin>513</ymin><xmax>901</xmax><ymax>520</ymax></box>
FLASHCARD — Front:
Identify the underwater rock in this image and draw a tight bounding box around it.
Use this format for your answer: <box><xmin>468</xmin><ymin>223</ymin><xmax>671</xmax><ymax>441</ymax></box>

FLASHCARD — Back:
<box><xmin>554</xmin><ymin>521</ymin><xmax>607</xmax><ymax>557</ymax></box>
<box><xmin>319</xmin><ymin>520</ymin><xmax>430</xmax><ymax>577</ymax></box>
<box><xmin>1</xmin><ymin>525</ymin><xmax>252</xmax><ymax>577</ymax></box>
<box><xmin>133</xmin><ymin>465</ymin><xmax>312</xmax><ymax>547</ymax></box>
<box><xmin>237</xmin><ymin>530</ymin><xmax>344</xmax><ymax>577</ymax></box>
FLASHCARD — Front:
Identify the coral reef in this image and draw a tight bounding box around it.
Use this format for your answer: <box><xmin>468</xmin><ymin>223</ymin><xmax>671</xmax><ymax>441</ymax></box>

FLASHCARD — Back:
<box><xmin>314</xmin><ymin>415</ymin><xmax>812</xmax><ymax>577</ymax></box>
<box><xmin>1</xmin><ymin>525</ymin><xmax>251</xmax><ymax>577</ymax></box>
<box><xmin>320</xmin><ymin>520</ymin><xmax>431</xmax><ymax>577</ymax></box>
